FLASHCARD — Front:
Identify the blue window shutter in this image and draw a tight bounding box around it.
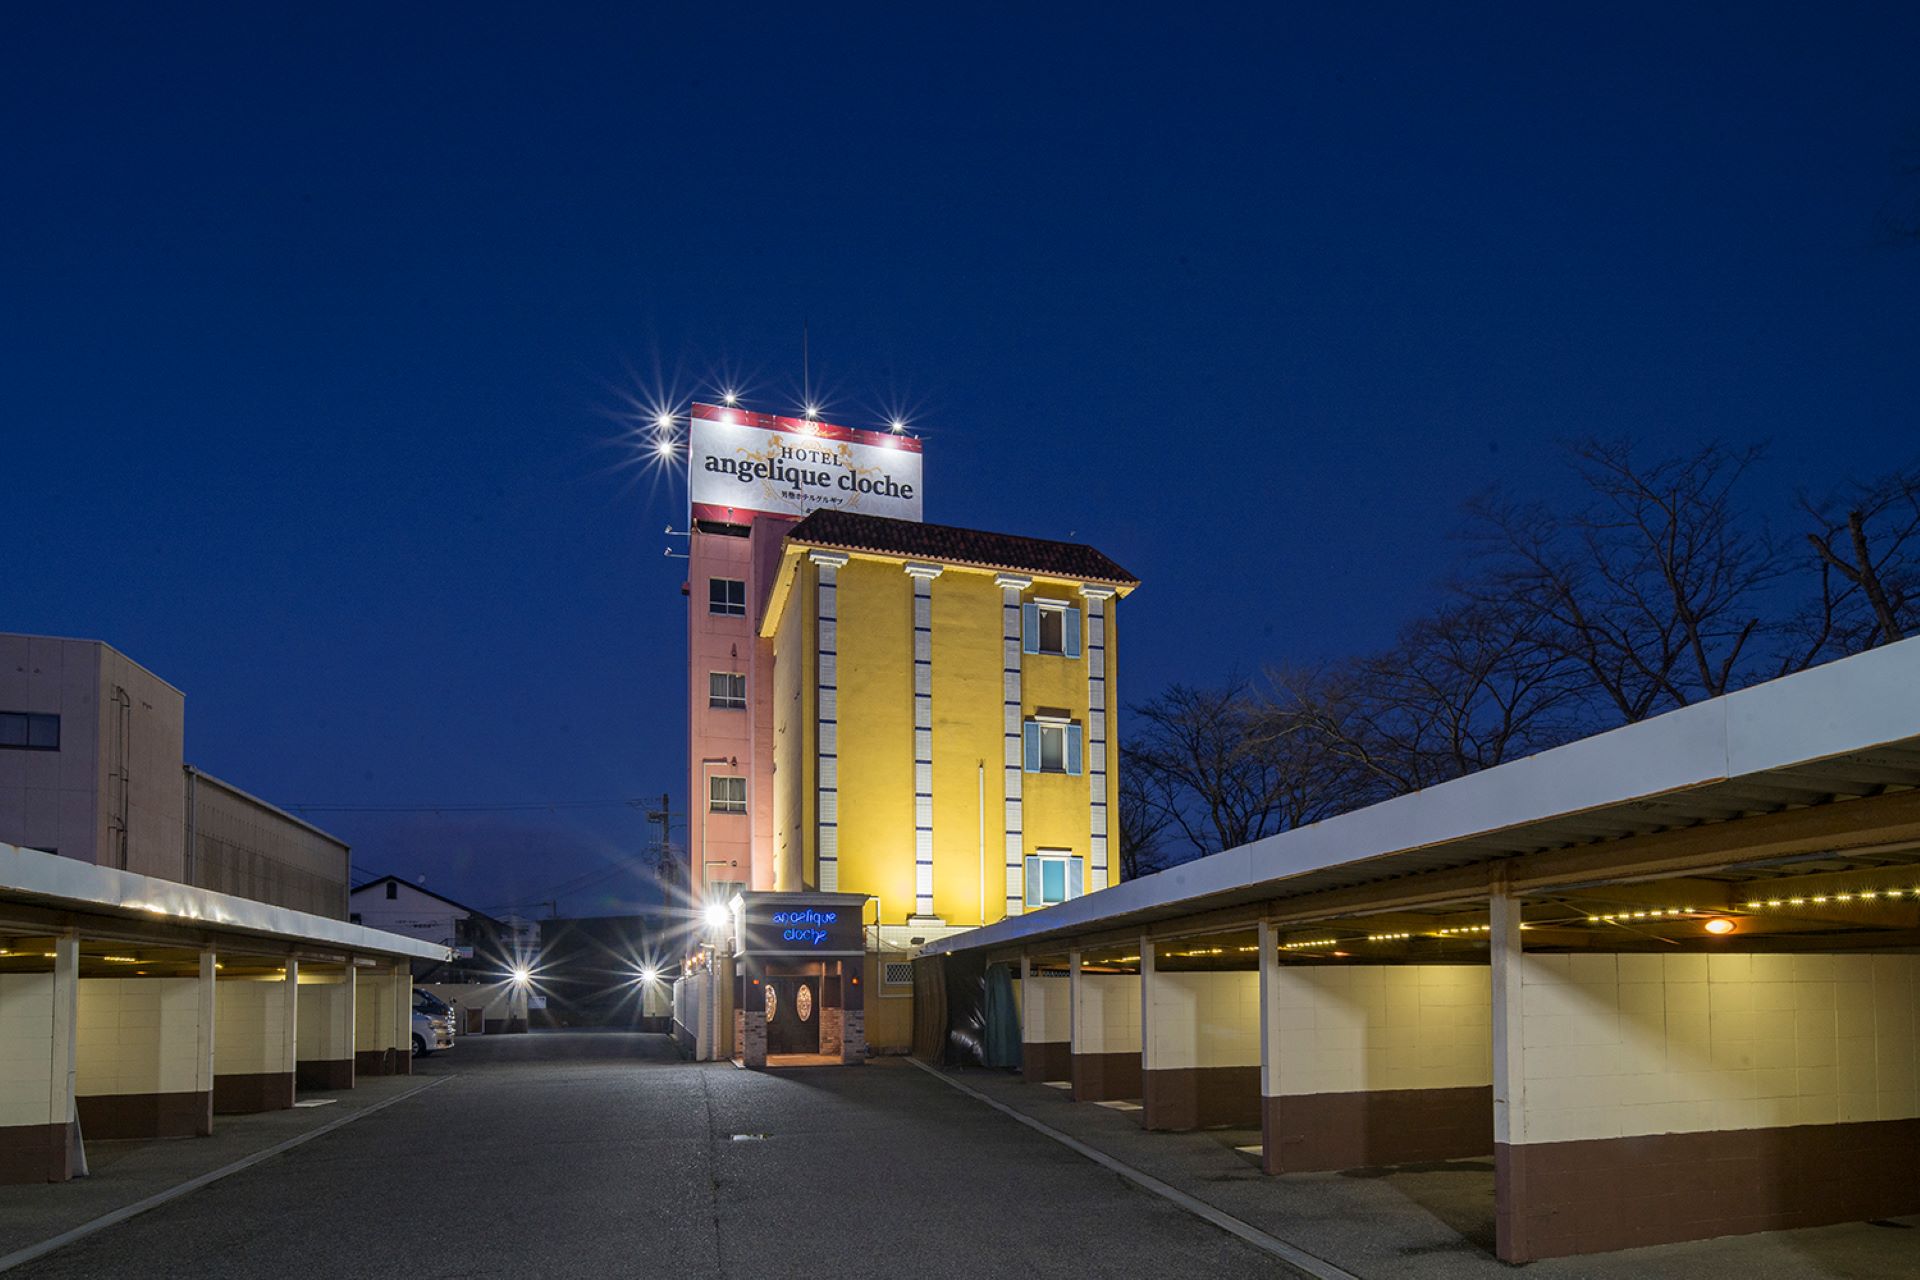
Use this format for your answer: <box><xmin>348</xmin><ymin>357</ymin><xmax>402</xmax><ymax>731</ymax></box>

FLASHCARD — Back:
<box><xmin>1042</xmin><ymin>859</ymin><xmax>1065</xmax><ymax>903</ymax></box>
<box><xmin>1064</xmin><ymin>608</ymin><xmax>1082</xmax><ymax>658</ymax></box>
<box><xmin>1069</xmin><ymin>857</ymin><xmax>1084</xmax><ymax>900</ymax></box>
<box><xmin>1024</xmin><ymin>856</ymin><xmax>1041</xmax><ymax>907</ymax></box>
<box><xmin>1066</xmin><ymin>723</ymin><xmax>1083</xmax><ymax>776</ymax></box>
<box><xmin>1024</xmin><ymin>721</ymin><xmax>1041</xmax><ymax>773</ymax></box>
<box><xmin>1022</xmin><ymin>602</ymin><xmax>1040</xmax><ymax>654</ymax></box>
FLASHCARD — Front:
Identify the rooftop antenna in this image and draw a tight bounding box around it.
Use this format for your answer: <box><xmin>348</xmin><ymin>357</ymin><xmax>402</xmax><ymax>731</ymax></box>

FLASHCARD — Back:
<box><xmin>802</xmin><ymin>320</ymin><xmax>811</xmax><ymax>418</ymax></box>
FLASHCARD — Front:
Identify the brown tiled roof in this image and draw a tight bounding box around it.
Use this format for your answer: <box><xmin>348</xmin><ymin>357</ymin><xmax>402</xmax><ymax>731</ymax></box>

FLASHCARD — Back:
<box><xmin>785</xmin><ymin>510</ymin><xmax>1139</xmax><ymax>586</ymax></box>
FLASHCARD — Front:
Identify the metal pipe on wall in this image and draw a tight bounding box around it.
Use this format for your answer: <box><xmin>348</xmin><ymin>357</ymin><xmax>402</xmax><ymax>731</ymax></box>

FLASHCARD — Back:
<box><xmin>184</xmin><ymin>765</ymin><xmax>197</xmax><ymax>886</ymax></box>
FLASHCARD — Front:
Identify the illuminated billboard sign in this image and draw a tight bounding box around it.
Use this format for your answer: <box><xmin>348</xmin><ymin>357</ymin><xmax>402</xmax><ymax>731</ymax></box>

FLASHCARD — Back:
<box><xmin>687</xmin><ymin>403</ymin><xmax>923</xmax><ymax>524</ymax></box>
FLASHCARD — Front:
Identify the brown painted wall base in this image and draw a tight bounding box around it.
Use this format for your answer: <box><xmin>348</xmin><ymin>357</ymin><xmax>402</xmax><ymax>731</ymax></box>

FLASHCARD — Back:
<box><xmin>213</xmin><ymin>1071</ymin><xmax>296</xmax><ymax>1114</ymax></box>
<box><xmin>1263</xmin><ymin>1085</ymin><xmax>1491</xmax><ymax>1173</ymax></box>
<box><xmin>1142</xmin><ymin>1066</ymin><xmax>1260</xmax><ymax>1131</ymax></box>
<box><xmin>354</xmin><ymin>1048</ymin><xmax>401</xmax><ymax>1077</ymax></box>
<box><xmin>0</xmin><ymin>1121</ymin><xmax>78</xmax><ymax>1184</ymax></box>
<box><xmin>1072</xmin><ymin>1051</ymin><xmax>1143</xmax><ymax>1102</ymax></box>
<box><xmin>75</xmin><ymin>1091</ymin><xmax>212</xmax><ymax>1140</ymax></box>
<box><xmin>1497</xmin><ymin>1117</ymin><xmax>1920</xmax><ymax>1262</ymax></box>
<box><xmin>1023</xmin><ymin>1040</ymin><xmax>1070</xmax><ymax>1083</ymax></box>
<box><xmin>296</xmin><ymin>1058</ymin><xmax>353</xmax><ymax>1091</ymax></box>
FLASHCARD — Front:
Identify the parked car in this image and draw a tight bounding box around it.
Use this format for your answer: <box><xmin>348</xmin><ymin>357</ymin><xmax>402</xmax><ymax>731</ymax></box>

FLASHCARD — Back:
<box><xmin>412</xmin><ymin>990</ymin><xmax>455</xmax><ymax>1056</ymax></box>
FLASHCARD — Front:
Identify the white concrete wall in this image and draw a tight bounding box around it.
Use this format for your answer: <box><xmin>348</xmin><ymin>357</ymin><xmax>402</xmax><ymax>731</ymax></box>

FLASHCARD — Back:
<box><xmin>1518</xmin><ymin>951</ymin><xmax>1920</xmax><ymax>1144</ymax></box>
<box><xmin>0</xmin><ymin>973</ymin><xmax>58</xmax><ymax>1127</ymax></box>
<box><xmin>214</xmin><ymin>977</ymin><xmax>291</xmax><ymax>1075</ymax></box>
<box><xmin>76</xmin><ymin>978</ymin><xmax>201</xmax><ymax>1097</ymax></box>
<box><xmin>1267</xmin><ymin>964</ymin><xmax>1491</xmax><ymax>1096</ymax></box>
<box><xmin>354</xmin><ymin>968</ymin><xmax>393</xmax><ymax>1049</ymax></box>
<box><xmin>1021</xmin><ymin>975</ymin><xmax>1070</xmax><ymax>1043</ymax></box>
<box><xmin>1148</xmin><ymin>971</ymin><xmax>1259</xmax><ymax>1070</ymax></box>
<box><xmin>296</xmin><ymin>973</ymin><xmax>353</xmax><ymax>1060</ymax></box>
<box><xmin>1075</xmin><ymin>973</ymin><xmax>1140</xmax><ymax>1055</ymax></box>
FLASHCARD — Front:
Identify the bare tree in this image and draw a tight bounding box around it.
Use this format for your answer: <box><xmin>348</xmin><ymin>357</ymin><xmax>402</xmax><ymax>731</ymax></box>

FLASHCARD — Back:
<box><xmin>1272</xmin><ymin>598</ymin><xmax>1583</xmax><ymax>797</ymax></box>
<box><xmin>1794</xmin><ymin>464</ymin><xmax>1920</xmax><ymax>658</ymax></box>
<box><xmin>1466</xmin><ymin>439</ymin><xmax>1779</xmax><ymax>720</ymax></box>
<box><xmin>1116</xmin><ymin>766</ymin><xmax>1177</xmax><ymax>881</ymax></box>
<box><xmin>1127</xmin><ymin>677</ymin><xmax>1348</xmax><ymax>860</ymax></box>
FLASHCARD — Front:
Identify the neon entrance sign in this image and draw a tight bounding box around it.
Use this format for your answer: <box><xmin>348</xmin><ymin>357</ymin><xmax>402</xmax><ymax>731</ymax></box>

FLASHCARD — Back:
<box><xmin>771</xmin><ymin>908</ymin><xmax>837</xmax><ymax>946</ymax></box>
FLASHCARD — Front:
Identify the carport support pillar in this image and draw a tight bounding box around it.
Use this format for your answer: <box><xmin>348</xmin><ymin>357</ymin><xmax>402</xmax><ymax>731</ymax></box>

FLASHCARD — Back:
<box><xmin>1491</xmin><ymin>887</ymin><xmax>1528</xmax><ymax>1263</ymax></box>
<box><xmin>281</xmin><ymin>959</ymin><xmax>298</xmax><ymax>1081</ymax></box>
<box><xmin>1256</xmin><ymin>920</ymin><xmax>1274</xmax><ymax>1147</ymax></box>
<box><xmin>1137</xmin><ymin>936</ymin><xmax>1155</xmax><ymax>1106</ymax></box>
<box><xmin>194</xmin><ymin>950</ymin><xmax>216</xmax><ymax>1135</ymax></box>
<box><xmin>391</xmin><ymin>965</ymin><xmax>413</xmax><ymax>1074</ymax></box>
<box><xmin>1066</xmin><ymin>947</ymin><xmax>1082</xmax><ymax>1093</ymax></box>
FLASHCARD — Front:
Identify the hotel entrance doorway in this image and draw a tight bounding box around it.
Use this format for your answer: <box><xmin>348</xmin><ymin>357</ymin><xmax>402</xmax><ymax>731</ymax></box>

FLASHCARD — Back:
<box><xmin>764</xmin><ymin>974</ymin><xmax>820</xmax><ymax>1054</ymax></box>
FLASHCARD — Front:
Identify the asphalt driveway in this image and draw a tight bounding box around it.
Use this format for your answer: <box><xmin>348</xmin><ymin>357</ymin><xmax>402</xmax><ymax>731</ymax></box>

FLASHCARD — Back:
<box><xmin>6</xmin><ymin>1032</ymin><xmax>1307</xmax><ymax>1280</ymax></box>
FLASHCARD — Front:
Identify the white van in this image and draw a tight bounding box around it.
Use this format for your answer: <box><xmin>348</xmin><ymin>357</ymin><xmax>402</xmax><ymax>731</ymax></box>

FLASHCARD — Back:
<box><xmin>412</xmin><ymin>990</ymin><xmax>455</xmax><ymax>1056</ymax></box>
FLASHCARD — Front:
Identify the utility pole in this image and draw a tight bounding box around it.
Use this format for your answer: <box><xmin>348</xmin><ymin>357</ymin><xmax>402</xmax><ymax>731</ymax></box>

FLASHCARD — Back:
<box><xmin>646</xmin><ymin>792</ymin><xmax>684</xmax><ymax>896</ymax></box>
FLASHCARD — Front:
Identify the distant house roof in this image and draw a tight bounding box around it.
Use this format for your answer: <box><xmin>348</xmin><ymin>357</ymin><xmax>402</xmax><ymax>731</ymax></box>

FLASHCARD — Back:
<box><xmin>784</xmin><ymin>510</ymin><xmax>1139</xmax><ymax>586</ymax></box>
<box><xmin>349</xmin><ymin>875</ymin><xmax>500</xmax><ymax>924</ymax></box>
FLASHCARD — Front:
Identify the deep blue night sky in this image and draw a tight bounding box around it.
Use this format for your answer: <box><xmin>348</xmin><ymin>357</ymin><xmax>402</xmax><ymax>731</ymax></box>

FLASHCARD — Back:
<box><xmin>6</xmin><ymin>5</ymin><xmax>1918</xmax><ymax>916</ymax></box>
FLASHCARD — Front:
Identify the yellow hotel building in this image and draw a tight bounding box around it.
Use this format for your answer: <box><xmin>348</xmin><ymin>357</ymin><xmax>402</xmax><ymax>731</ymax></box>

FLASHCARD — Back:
<box><xmin>679</xmin><ymin>404</ymin><xmax>1139</xmax><ymax>1059</ymax></box>
<box><xmin>760</xmin><ymin>510</ymin><xmax>1140</xmax><ymax>929</ymax></box>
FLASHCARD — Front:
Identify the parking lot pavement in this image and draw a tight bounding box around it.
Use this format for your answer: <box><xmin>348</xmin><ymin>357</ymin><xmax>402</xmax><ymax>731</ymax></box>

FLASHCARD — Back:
<box><xmin>0</xmin><ymin>1070</ymin><xmax>442</xmax><ymax>1265</ymax></box>
<box><xmin>939</xmin><ymin>1063</ymin><xmax>1920</xmax><ymax>1280</ymax></box>
<box><xmin>6</xmin><ymin>1032</ymin><xmax>1311</xmax><ymax>1280</ymax></box>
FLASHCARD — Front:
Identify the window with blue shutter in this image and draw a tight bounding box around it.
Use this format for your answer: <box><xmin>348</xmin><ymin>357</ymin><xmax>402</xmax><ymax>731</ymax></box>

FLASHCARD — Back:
<box><xmin>1023</xmin><ymin>600</ymin><xmax>1082</xmax><ymax>658</ymax></box>
<box><xmin>1025</xmin><ymin>719</ymin><xmax>1082</xmax><ymax>774</ymax></box>
<box><xmin>1024</xmin><ymin>850</ymin><xmax>1084</xmax><ymax>907</ymax></box>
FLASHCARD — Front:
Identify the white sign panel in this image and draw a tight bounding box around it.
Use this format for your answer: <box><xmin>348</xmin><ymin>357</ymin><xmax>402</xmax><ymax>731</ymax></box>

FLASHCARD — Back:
<box><xmin>688</xmin><ymin>405</ymin><xmax>923</xmax><ymax>523</ymax></box>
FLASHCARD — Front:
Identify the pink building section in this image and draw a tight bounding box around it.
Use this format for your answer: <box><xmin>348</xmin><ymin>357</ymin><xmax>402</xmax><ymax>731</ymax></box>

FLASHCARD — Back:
<box><xmin>686</xmin><ymin>513</ymin><xmax>791</xmax><ymax>899</ymax></box>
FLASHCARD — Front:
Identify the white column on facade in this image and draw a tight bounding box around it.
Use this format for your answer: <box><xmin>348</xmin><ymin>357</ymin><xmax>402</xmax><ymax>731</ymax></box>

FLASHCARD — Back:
<box><xmin>997</xmin><ymin>573</ymin><xmax>1031</xmax><ymax>917</ymax></box>
<box><xmin>907</xmin><ymin>562</ymin><xmax>944</xmax><ymax>918</ymax></box>
<box><xmin>810</xmin><ymin>550</ymin><xmax>849</xmax><ymax>892</ymax></box>
<box><xmin>1081</xmin><ymin>585</ymin><xmax>1116</xmax><ymax>887</ymax></box>
<box><xmin>1491</xmin><ymin>886</ymin><xmax>1527</xmax><ymax>1149</ymax></box>
<box><xmin>280</xmin><ymin>957</ymin><xmax>299</xmax><ymax>1079</ymax></box>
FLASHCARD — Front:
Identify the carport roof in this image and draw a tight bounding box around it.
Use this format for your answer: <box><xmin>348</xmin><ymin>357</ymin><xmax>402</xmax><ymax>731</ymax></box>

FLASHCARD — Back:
<box><xmin>0</xmin><ymin>843</ymin><xmax>450</xmax><ymax>961</ymax></box>
<box><xmin>926</xmin><ymin>636</ymin><xmax>1920</xmax><ymax>957</ymax></box>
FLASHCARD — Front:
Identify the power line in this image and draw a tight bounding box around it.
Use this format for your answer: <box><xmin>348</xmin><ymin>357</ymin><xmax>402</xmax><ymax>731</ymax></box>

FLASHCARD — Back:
<box><xmin>283</xmin><ymin>799</ymin><xmax>649</xmax><ymax>815</ymax></box>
